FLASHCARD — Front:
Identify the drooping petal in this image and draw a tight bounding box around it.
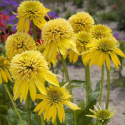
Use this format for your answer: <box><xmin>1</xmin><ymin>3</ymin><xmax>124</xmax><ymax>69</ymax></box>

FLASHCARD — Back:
<box><xmin>25</xmin><ymin>18</ymin><xmax>30</xmax><ymax>33</ymax></box>
<box><xmin>106</xmin><ymin>54</ymin><xmax>110</xmax><ymax>70</ymax></box>
<box><xmin>64</xmin><ymin>101</ymin><xmax>80</xmax><ymax>110</ymax></box>
<box><xmin>44</xmin><ymin>71</ymin><xmax>59</xmax><ymax>86</ymax></box>
<box><xmin>0</xmin><ymin>71</ymin><xmax>2</xmax><ymax>84</ymax></box>
<box><xmin>114</xmin><ymin>48</ymin><xmax>125</xmax><ymax>57</ymax></box>
<box><xmin>29</xmin><ymin>79</ymin><xmax>36</xmax><ymax>101</ymax></box>
<box><xmin>1</xmin><ymin>69</ymin><xmax>8</xmax><ymax>82</ymax></box>
<box><xmin>4</xmin><ymin>68</ymin><xmax>13</xmax><ymax>82</ymax></box>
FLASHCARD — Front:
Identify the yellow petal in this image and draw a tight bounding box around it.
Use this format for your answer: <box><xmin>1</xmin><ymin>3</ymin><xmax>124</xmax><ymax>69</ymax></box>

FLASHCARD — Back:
<box><xmin>0</xmin><ymin>71</ymin><xmax>2</xmax><ymax>84</ymax></box>
<box><xmin>52</xmin><ymin>107</ymin><xmax>57</xmax><ymax>123</ymax></box>
<box><xmin>17</xmin><ymin>18</ymin><xmax>25</xmax><ymax>32</ymax></box>
<box><xmin>89</xmin><ymin>109</ymin><xmax>96</xmax><ymax>114</ymax></box>
<box><xmin>34</xmin><ymin>78</ymin><xmax>46</xmax><ymax>94</ymax></box>
<box><xmin>36</xmin><ymin>94</ymin><xmax>45</xmax><ymax>99</ymax></box>
<box><xmin>47</xmin><ymin>105</ymin><xmax>56</xmax><ymax>120</ymax></box>
<box><xmin>114</xmin><ymin>48</ymin><xmax>125</xmax><ymax>57</ymax></box>
<box><xmin>25</xmin><ymin>18</ymin><xmax>30</xmax><ymax>33</ymax></box>
<box><xmin>1</xmin><ymin>69</ymin><xmax>8</xmax><ymax>82</ymax></box>
<box><xmin>44</xmin><ymin>105</ymin><xmax>51</xmax><ymax>120</ymax></box>
<box><xmin>34</xmin><ymin>101</ymin><xmax>47</xmax><ymax>112</ymax></box>
<box><xmin>106</xmin><ymin>54</ymin><xmax>110</xmax><ymax>70</ymax></box>
<box><xmin>29</xmin><ymin>79</ymin><xmax>36</xmax><ymax>101</ymax></box>
<box><xmin>44</xmin><ymin>71</ymin><xmax>59</xmax><ymax>86</ymax></box>
<box><xmin>4</xmin><ymin>68</ymin><xmax>12</xmax><ymax>82</ymax></box>
<box><xmin>64</xmin><ymin>101</ymin><xmax>80</xmax><ymax>110</ymax></box>
<box><xmin>58</xmin><ymin>105</ymin><xmax>63</xmax><ymax>123</ymax></box>
<box><xmin>86</xmin><ymin>115</ymin><xmax>97</xmax><ymax>118</ymax></box>
<box><xmin>23</xmin><ymin>80</ymin><xmax>28</xmax><ymax>101</ymax></box>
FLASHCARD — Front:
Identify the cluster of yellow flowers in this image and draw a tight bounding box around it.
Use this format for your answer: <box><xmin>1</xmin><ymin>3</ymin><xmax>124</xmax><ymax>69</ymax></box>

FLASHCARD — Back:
<box><xmin>1</xmin><ymin>0</ymin><xmax>124</xmax><ymax>124</ymax></box>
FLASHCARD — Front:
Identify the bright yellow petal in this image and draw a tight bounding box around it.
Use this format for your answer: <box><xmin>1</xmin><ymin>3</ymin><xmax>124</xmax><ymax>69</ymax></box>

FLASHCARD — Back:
<box><xmin>0</xmin><ymin>71</ymin><xmax>2</xmax><ymax>84</ymax></box>
<box><xmin>25</xmin><ymin>18</ymin><xmax>30</xmax><ymax>33</ymax></box>
<box><xmin>1</xmin><ymin>69</ymin><xmax>8</xmax><ymax>82</ymax></box>
<box><xmin>64</xmin><ymin>101</ymin><xmax>80</xmax><ymax>110</ymax></box>
<box><xmin>52</xmin><ymin>107</ymin><xmax>57</xmax><ymax>123</ymax></box>
<box><xmin>17</xmin><ymin>18</ymin><xmax>25</xmax><ymax>32</ymax></box>
<box><xmin>109</xmin><ymin>52</ymin><xmax>118</xmax><ymax>69</ymax></box>
<box><xmin>114</xmin><ymin>48</ymin><xmax>125</xmax><ymax>57</ymax></box>
<box><xmin>34</xmin><ymin>78</ymin><xmax>46</xmax><ymax>94</ymax></box>
<box><xmin>73</xmin><ymin>53</ymin><xmax>79</xmax><ymax>63</ymax></box>
<box><xmin>29</xmin><ymin>79</ymin><xmax>36</xmax><ymax>101</ymax></box>
<box><xmin>4</xmin><ymin>68</ymin><xmax>12</xmax><ymax>82</ymax></box>
<box><xmin>44</xmin><ymin>71</ymin><xmax>59</xmax><ymax>86</ymax></box>
<box><xmin>44</xmin><ymin>105</ymin><xmax>51</xmax><ymax>120</ymax></box>
<box><xmin>89</xmin><ymin>109</ymin><xmax>96</xmax><ymax>114</ymax></box>
<box><xmin>20</xmin><ymin>79</ymin><xmax>28</xmax><ymax>102</ymax></box>
<box><xmin>34</xmin><ymin>101</ymin><xmax>47</xmax><ymax>112</ymax></box>
<box><xmin>58</xmin><ymin>105</ymin><xmax>63</xmax><ymax>123</ymax></box>
<box><xmin>47</xmin><ymin>104</ymin><xmax>56</xmax><ymax>120</ymax></box>
<box><xmin>86</xmin><ymin>115</ymin><xmax>97</xmax><ymax>118</ymax></box>
<box><xmin>24</xmin><ymin>80</ymin><xmax>29</xmax><ymax>101</ymax></box>
<box><xmin>106</xmin><ymin>54</ymin><xmax>110</xmax><ymax>70</ymax></box>
<box><xmin>36</xmin><ymin>94</ymin><xmax>45</xmax><ymax>99</ymax></box>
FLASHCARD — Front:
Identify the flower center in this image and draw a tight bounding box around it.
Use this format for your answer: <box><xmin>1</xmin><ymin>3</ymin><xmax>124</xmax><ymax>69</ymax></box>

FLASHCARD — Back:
<box><xmin>96</xmin><ymin>110</ymin><xmax>111</xmax><ymax>120</ymax></box>
<box><xmin>97</xmin><ymin>38</ymin><xmax>116</xmax><ymax>52</ymax></box>
<box><xmin>47</xmin><ymin>87</ymin><xmax>63</xmax><ymax>103</ymax></box>
<box><xmin>75</xmin><ymin>32</ymin><xmax>91</xmax><ymax>47</ymax></box>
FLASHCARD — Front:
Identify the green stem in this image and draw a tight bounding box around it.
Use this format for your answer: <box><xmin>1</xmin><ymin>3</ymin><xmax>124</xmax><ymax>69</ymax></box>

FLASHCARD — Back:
<box><xmin>4</xmin><ymin>84</ymin><xmax>25</xmax><ymax>125</ymax></box>
<box><xmin>85</xmin><ymin>64</ymin><xmax>91</xmax><ymax>105</ymax></box>
<box><xmin>106</xmin><ymin>66</ymin><xmax>110</xmax><ymax>109</ymax></box>
<box><xmin>31</xmin><ymin>21</ymin><xmax>37</xmax><ymax>42</ymax></box>
<box><xmin>26</xmin><ymin>96</ymin><xmax>31</xmax><ymax>125</ymax></box>
<box><xmin>60</xmin><ymin>53</ymin><xmax>77</xmax><ymax>125</ymax></box>
<box><xmin>99</xmin><ymin>65</ymin><xmax>104</xmax><ymax>106</ymax></box>
<box><xmin>40</xmin><ymin>114</ymin><xmax>45</xmax><ymax>125</ymax></box>
<box><xmin>53</xmin><ymin>120</ymin><xmax>57</xmax><ymax>125</ymax></box>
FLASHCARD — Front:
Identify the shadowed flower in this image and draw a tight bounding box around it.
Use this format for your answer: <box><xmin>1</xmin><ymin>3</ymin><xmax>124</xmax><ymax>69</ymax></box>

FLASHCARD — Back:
<box><xmin>14</xmin><ymin>0</ymin><xmax>49</xmax><ymax>33</ymax></box>
<box><xmin>5</xmin><ymin>32</ymin><xmax>36</xmax><ymax>59</ymax></box>
<box><xmin>69</xmin><ymin>12</ymin><xmax>94</xmax><ymax>33</ymax></box>
<box><xmin>84</xmin><ymin>37</ymin><xmax>125</xmax><ymax>69</ymax></box>
<box><xmin>90</xmin><ymin>24</ymin><xmax>112</xmax><ymax>40</ymax></box>
<box><xmin>86</xmin><ymin>105</ymin><xmax>116</xmax><ymax>123</ymax></box>
<box><xmin>10</xmin><ymin>50</ymin><xmax>59</xmax><ymax>102</ymax></box>
<box><xmin>34</xmin><ymin>85</ymin><xmax>80</xmax><ymax>123</ymax></box>
<box><xmin>42</xmin><ymin>18</ymin><xmax>78</xmax><ymax>62</ymax></box>
<box><xmin>0</xmin><ymin>56</ymin><xmax>12</xmax><ymax>84</ymax></box>
<box><xmin>69</xmin><ymin>31</ymin><xmax>93</xmax><ymax>65</ymax></box>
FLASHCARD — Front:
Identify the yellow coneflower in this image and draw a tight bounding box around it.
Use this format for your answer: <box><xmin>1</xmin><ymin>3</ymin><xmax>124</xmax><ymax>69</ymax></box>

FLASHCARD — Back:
<box><xmin>5</xmin><ymin>32</ymin><xmax>36</xmax><ymax>59</ymax></box>
<box><xmin>0</xmin><ymin>56</ymin><xmax>12</xmax><ymax>84</ymax></box>
<box><xmin>69</xmin><ymin>12</ymin><xmax>94</xmax><ymax>33</ymax></box>
<box><xmin>10</xmin><ymin>50</ymin><xmax>59</xmax><ymax>102</ymax></box>
<box><xmin>84</xmin><ymin>37</ymin><xmax>125</xmax><ymax>70</ymax></box>
<box><xmin>90</xmin><ymin>24</ymin><xmax>112</xmax><ymax>40</ymax></box>
<box><xmin>14</xmin><ymin>0</ymin><xmax>49</xmax><ymax>33</ymax></box>
<box><xmin>37</xmin><ymin>40</ymin><xmax>57</xmax><ymax>67</ymax></box>
<box><xmin>42</xmin><ymin>18</ymin><xmax>78</xmax><ymax>62</ymax></box>
<box><xmin>69</xmin><ymin>31</ymin><xmax>94</xmax><ymax>65</ymax></box>
<box><xmin>34</xmin><ymin>85</ymin><xmax>80</xmax><ymax>123</ymax></box>
<box><xmin>86</xmin><ymin>105</ymin><xmax>116</xmax><ymax>123</ymax></box>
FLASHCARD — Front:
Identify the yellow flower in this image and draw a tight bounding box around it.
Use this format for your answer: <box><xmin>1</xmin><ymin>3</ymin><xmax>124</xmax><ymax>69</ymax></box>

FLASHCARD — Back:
<box><xmin>37</xmin><ymin>40</ymin><xmax>57</xmax><ymax>67</ymax></box>
<box><xmin>69</xmin><ymin>12</ymin><xmax>94</xmax><ymax>33</ymax></box>
<box><xmin>42</xmin><ymin>18</ymin><xmax>78</xmax><ymax>62</ymax></box>
<box><xmin>10</xmin><ymin>50</ymin><xmax>59</xmax><ymax>102</ymax></box>
<box><xmin>34</xmin><ymin>85</ymin><xmax>80</xmax><ymax>123</ymax></box>
<box><xmin>14</xmin><ymin>0</ymin><xmax>49</xmax><ymax>33</ymax></box>
<box><xmin>5</xmin><ymin>32</ymin><xmax>36</xmax><ymax>59</ymax></box>
<box><xmin>86</xmin><ymin>105</ymin><xmax>116</xmax><ymax>123</ymax></box>
<box><xmin>90</xmin><ymin>24</ymin><xmax>112</xmax><ymax>40</ymax></box>
<box><xmin>0</xmin><ymin>56</ymin><xmax>12</xmax><ymax>84</ymax></box>
<box><xmin>69</xmin><ymin>31</ymin><xmax>93</xmax><ymax>65</ymax></box>
<box><xmin>84</xmin><ymin>38</ymin><xmax>125</xmax><ymax>70</ymax></box>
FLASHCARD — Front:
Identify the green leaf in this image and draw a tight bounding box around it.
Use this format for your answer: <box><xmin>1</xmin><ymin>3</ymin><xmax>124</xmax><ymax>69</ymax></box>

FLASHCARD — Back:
<box><xmin>76</xmin><ymin>80</ymin><xmax>101</xmax><ymax>125</ymax></box>
<box><xmin>7</xmin><ymin>108</ymin><xmax>39</xmax><ymax>125</ymax></box>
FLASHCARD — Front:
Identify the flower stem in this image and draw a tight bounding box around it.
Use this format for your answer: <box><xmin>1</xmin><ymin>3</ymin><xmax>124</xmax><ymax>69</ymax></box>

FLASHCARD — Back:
<box><xmin>4</xmin><ymin>84</ymin><xmax>25</xmax><ymax>125</ymax></box>
<box><xmin>26</xmin><ymin>95</ymin><xmax>31</xmax><ymax>125</ymax></box>
<box><xmin>99</xmin><ymin>65</ymin><xmax>104</xmax><ymax>106</ymax></box>
<box><xmin>40</xmin><ymin>114</ymin><xmax>45</xmax><ymax>125</ymax></box>
<box><xmin>60</xmin><ymin>53</ymin><xmax>77</xmax><ymax>125</ymax></box>
<box><xmin>106</xmin><ymin>66</ymin><xmax>110</xmax><ymax>109</ymax></box>
<box><xmin>31</xmin><ymin>20</ymin><xmax>37</xmax><ymax>42</ymax></box>
<box><xmin>53</xmin><ymin>120</ymin><xmax>57</xmax><ymax>125</ymax></box>
<box><xmin>85</xmin><ymin>64</ymin><xmax>91</xmax><ymax>105</ymax></box>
